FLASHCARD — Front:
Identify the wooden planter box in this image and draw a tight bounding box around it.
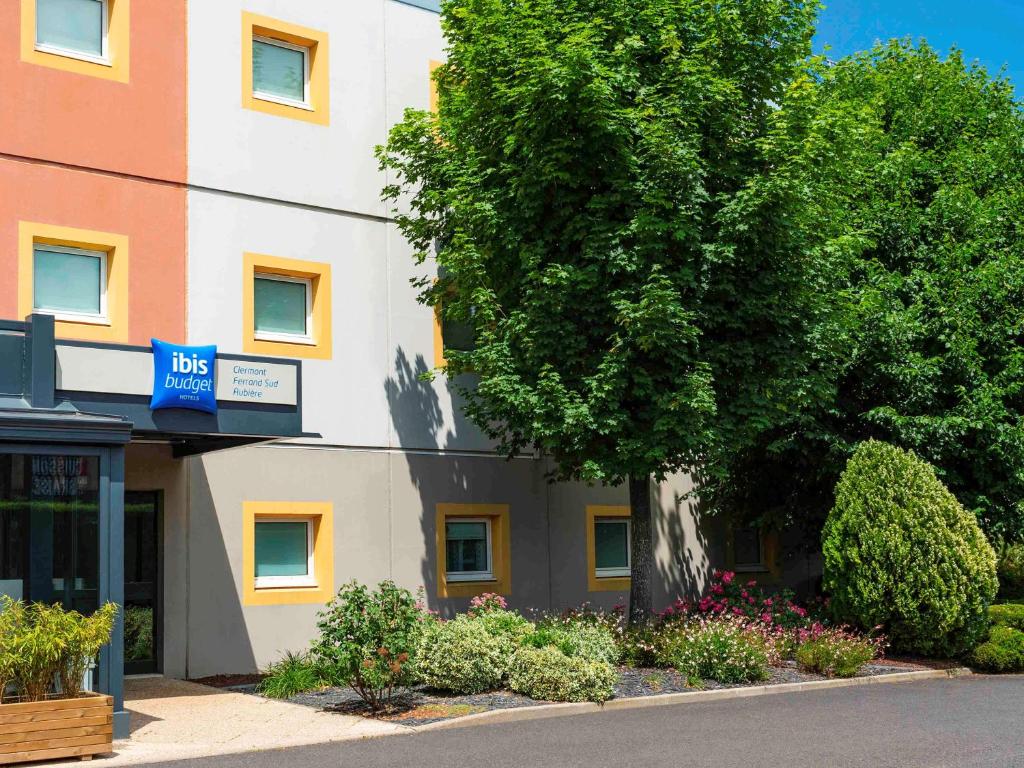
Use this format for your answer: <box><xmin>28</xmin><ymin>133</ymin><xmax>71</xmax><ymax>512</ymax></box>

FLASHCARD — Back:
<box><xmin>0</xmin><ymin>693</ymin><xmax>113</xmax><ymax>765</ymax></box>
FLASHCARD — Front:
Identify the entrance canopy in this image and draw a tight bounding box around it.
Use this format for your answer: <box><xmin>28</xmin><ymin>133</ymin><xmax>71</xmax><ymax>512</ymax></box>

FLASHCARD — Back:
<box><xmin>1</xmin><ymin>314</ymin><xmax>315</xmax><ymax>454</ymax></box>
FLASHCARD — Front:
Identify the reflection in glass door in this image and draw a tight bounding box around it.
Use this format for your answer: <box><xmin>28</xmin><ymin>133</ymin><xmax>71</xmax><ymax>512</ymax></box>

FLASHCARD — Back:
<box><xmin>124</xmin><ymin>492</ymin><xmax>161</xmax><ymax>675</ymax></box>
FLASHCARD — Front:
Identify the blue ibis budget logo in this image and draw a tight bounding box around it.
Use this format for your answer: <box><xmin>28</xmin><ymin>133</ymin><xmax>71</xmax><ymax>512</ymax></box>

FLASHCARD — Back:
<box><xmin>150</xmin><ymin>339</ymin><xmax>217</xmax><ymax>414</ymax></box>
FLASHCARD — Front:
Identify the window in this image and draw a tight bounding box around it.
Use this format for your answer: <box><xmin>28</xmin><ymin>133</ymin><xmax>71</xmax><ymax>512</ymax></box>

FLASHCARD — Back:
<box><xmin>435</xmin><ymin>503</ymin><xmax>511</xmax><ymax>598</ymax></box>
<box><xmin>594</xmin><ymin>518</ymin><xmax>630</xmax><ymax>578</ymax></box>
<box><xmin>32</xmin><ymin>245</ymin><xmax>107</xmax><ymax>323</ymax></box>
<box><xmin>19</xmin><ymin>222</ymin><xmax>128</xmax><ymax>343</ymax></box>
<box><xmin>254</xmin><ymin>519</ymin><xmax>316</xmax><ymax>589</ymax></box>
<box><xmin>242</xmin><ymin>502</ymin><xmax>333</xmax><ymax>606</ymax></box>
<box><xmin>35</xmin><ymin>0</ymin><xmax>107</xmax><ymax>63</ymax></box>
<box><xmin>254</xmin><ymin>274</ymin><xmax>312</xmax><ymax>343</ymax></box>
<box><xmin>445</xmin><ymin>519</ymin><xmax>492</xmax><ymax>582</ymax></box>
<box><xmin>242</xmin><ymin>13</ymin><xmax>329</xmax><ymax>125</ymax></box>
<box><xmin>586</xmin><ymin>505</ymin><xmax>631</xmax><ymax>592</ymax></box>
<box><xmin>732</xmin><ymin>526</ymin><xmax>763</xmax><ymax>570</ymax></box>
<box><xmin>252</xmin><ymin>36</ymin><xmax>309</xmax><ymax>109</ymax></box>
<box><xmin>243</xmin><ymin>253</ymin><xmax>332</xmax><ymax>359</ymax></box>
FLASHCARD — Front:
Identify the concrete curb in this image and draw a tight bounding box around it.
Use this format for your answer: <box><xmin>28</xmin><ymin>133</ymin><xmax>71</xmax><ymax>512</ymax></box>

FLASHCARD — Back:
<box><xmin>409</xmin><ymin>667</ymin><xmax>973</xmax><ymax>733</ymax></box>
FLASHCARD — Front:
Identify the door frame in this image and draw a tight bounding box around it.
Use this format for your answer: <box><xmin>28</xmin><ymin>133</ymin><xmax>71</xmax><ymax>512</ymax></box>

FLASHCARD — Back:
<box><xmin>123</xmin><ymin>489</ymin><xmax>163</xmax><ymax>675</ymax></box>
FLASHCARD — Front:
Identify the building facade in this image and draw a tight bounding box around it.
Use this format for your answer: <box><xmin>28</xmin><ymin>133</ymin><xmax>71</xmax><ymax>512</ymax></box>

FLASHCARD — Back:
<box><xmin>0</xmin><ymin>0</ymin><xmax>795</xmax><ymax>737</ymax></box>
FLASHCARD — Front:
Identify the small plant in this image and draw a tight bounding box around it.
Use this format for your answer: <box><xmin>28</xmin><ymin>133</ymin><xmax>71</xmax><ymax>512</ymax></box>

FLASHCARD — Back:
<box><xmin>795</xmin><ymin>627</ymin><xmax>884</xmax><ymax>678</ymax></box>
<box><xmin>257</xmin><ymin>651</ymin><xmax>323</xmax><ymax>699</ymax></box>
<box><xmin>970</xmin><ymin>626</ymin><xmax>1024</xmax><ymax>673</ymax></box>
<box><xmin>417</xmin><ymin>615</ymin><xmax>513</xmax><ymax>694</ymax></box>
<box><xmin>661</xmin><ymin>571</ymin><xmax>810</xmax><ymax>630</ymax></box>
<box><xmin>467</xmin><ymin>593</ymin><xmax>508</xmax><ymax>615</ymax></box>
<box><xmin>507</xmin><ymin>645</ymin><xmax>617</xmax><ymax>703</ymax></box>
<box><xmin>822</xmin><ymin>441</ymin><xmax>998</xmax><ymax>656</ymax></box>
<box><xmin>660</xmin><ymin>616</ymin><xmax>772</xmax><ymax>684</ymax></box>
<box><xmin>123</xmin><ymin>605</ymin><xmax>154</xmax><ymax>663</ymax></box>
<box><xmin>60</xmin><ymin>603</ymin><xmax>118</xmax><ymax>698</ymax></box>
<box><xmin>989</xmin><ymin>604</ymin><xmax>1024</xmax><ymax>631</ymax></box>
<box><xmin>312</xmin><ymin>580</ymin><xmax>423</xmax><ymax>712</ymax></box>
<box><xmin>620</xmin><ymin>624</ymin><xmax>669</xmax><ymax>668</ymax></box>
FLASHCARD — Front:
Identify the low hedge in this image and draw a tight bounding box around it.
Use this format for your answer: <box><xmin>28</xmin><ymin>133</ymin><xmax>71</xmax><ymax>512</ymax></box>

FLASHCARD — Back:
<box><xmin>507</xmin><ymin>645</ymin><xmax>617</xmax><ymax>703</ymax></box>
<box><xmin>989</xmin><ymin>604</ymin><xmax>1024</xmax><ymax>632</ymax></box>
<box><xmin>417</xmin><ymin>616</ymin><xmax>514</xmax><ymax>694</ymax></box>
<box><xmin>971</xmin><ymin>626</ymin><xmax>1024</xmax><ymax>673</ymax></box>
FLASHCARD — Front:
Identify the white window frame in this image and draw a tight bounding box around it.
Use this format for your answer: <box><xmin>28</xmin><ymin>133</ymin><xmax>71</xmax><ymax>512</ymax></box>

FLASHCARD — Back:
<box><xmin>444</xmin><ymin>517</ymin><xmax>494</xmax><ymax>582</ymax></box>
<box><xmin>594</xmin><ymin>517</ymin><xmax>631</xmax><ymax>579</ymax></box>
<box><xmin>35</xmin><ymin>0</ymin><xmax>111</xmax><ymax>67</ymax></box>
<box><xmin>253</xmin><ymin>517</ymin><xmax>317</xmax><ymax>589</ymax></box>
<box><xmin>32</xmin><ymin>244</ymin><xmax>109</xmax><ymax>325</ymax></box>
<box><xmin>252</xmin><ymin>35</ymin><xmax>312</xmax><ymax>110</ymax></box>
<box><xmin>253</xmin><ymin>273</ymin><xmax>314</xmax><ymax>345</ymax></box>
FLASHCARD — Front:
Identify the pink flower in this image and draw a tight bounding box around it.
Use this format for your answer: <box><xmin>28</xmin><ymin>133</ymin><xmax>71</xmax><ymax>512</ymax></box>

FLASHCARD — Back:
<box><xmin>747</xmin><ymin>596</ymin><xmax>755</xmax><ymax>605</ymax></box>
<box><xmin>711</xmin><ymin>584</ymin><xmax>724</xmax><ymax>595</ymax></box>
<box><xmin>763</xmin><ymin>598</ymin><xmax>774</xmax><ymax>607</ymax></box>
<box><xmin>732</xmin><ymin>607</ymin><xmax>744</xmax><ymax>616</ymax></box>
<box><xmin>721</xmin><ymin>571</ymin><xmax>735</xmax><ymax>585</ymax></box>
<box><xmin>760</xmin><ymin>612</ymin><xmax>772</xmax><ymax>623</ymax></box>
<box><xmin>746</xmin><ymin>580</ymin><xmax>757</xmax><ymax>587</ymax></box>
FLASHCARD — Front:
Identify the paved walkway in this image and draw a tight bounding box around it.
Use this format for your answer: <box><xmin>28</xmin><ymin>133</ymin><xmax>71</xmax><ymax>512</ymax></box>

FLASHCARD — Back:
<box><xmin>134</xmin><ymin>675</ymin><xmax>1024</xmax><ymax>768</ymax></box>
<box><xmin>51</xmin><ymin>677</ymin><xmax>403</xmax><ymax>766</ymax></box>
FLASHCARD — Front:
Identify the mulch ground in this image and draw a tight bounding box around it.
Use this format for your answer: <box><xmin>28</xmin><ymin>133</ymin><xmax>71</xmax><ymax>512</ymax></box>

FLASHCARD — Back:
<box><xmin>264</xmin><ymin>659</ymin><xmax>929</xmax><ymax>727</ymax></box>
<box><xmin>190</xmin><ymin>673</ymin><xmax>266</xmax><ymax>688</ymax></box>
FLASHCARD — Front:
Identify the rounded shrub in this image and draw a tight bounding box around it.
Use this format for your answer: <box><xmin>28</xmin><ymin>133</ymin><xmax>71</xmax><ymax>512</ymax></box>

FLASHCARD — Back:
<box><xmin>417</xmin><ymin>616</ymin><xmax>513</xmax><ymax>693</ymax></box>
<box><xmin>996</xmin><ymin>541</ymin><xmax>1024</xmax><ymax>601</ymax></box>
<box><xmin>822</xmin><ymin>441</ymin><xmax>998</xmax><ymax>656</ymax></box>
<box><xmin>525</xmin><ymin>621</ymin><xmax>620</xmax><ymax>665</ymax></box>
<box><xmin>970</xmin><ymin>626</ymin><xmax>1024</xmax><ymax>672</ymax></box>
<box><xmin>507</xmin><ymin>646</ymin><xmax>617</xmax><ymax>702</ymax></box>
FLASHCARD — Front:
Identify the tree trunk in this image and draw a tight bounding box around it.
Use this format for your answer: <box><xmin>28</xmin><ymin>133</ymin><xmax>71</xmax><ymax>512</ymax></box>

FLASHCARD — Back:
<box><xmin>628</xmin><ymin>474</ymin><xmax>654</xmax><ymax>627</ymax></box>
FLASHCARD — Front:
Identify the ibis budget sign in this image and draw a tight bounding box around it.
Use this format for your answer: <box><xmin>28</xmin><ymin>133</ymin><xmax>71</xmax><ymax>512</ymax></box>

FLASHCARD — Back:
<box><xmin>150</xmin><ymin>339</ymin><xmax>218</xmax><ymax>413</ymax></box>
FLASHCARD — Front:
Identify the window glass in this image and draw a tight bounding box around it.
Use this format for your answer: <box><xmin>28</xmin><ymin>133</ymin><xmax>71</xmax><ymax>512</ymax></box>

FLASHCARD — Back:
<box><xmin>733</xmin><ymin>527</ymin><xmax>762</xmax><ymax>567</ymax></box>
<box><xmin>254</xmin><ymin>521</ymin><xmax>309</xmax><ymax>578</ymax></box>
<box><xmin>33</xmin><ymin>246</ymin><xmax>103</xmax><ymax>316</ymax></box>
<box><xmin>594</xmin><ymin>519</ymin><xmax>629</xmax><ymax>572</ymax></box>
<box><xmin>254</xmin><ymin>276</ymin><xmax>308</xmax><ymax>337</ymax></box>
<box><xmin>253</xmin><ymin>38</ymin><xmax>306</xmax><ymax>103</ymax></box>
<box><xmin>37</xmin><ymin>0</ymin><xmax>104</xmax><ymax>57</ymax></box>
<box><xmin>445</xmin><ymin>520</ymin><xmax>489</xmax><ymax>575</ymax></box>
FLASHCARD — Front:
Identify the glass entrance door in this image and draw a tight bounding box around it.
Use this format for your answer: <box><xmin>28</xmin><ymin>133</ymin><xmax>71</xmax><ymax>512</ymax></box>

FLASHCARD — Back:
<box><xmin>124</xmin><ymin>491</ymin><xmax>161</xmax><ymax>675</ymax></box>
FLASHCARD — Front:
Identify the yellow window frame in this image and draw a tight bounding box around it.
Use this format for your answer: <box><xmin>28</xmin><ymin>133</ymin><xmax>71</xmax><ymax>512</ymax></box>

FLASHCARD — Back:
<box><xmin>20</xmin><ymin>0</ymin><xmax>130</xmax><ymax>82</ymax></box>
<box><xmin>242</xmin><ymin>501</ymin><xmax>334</xmax><ymax>606</ymax></box>
<box><xmin>241</xmin><ymin>12</ymin><xmax>329</xmax><ymax>126</ymax></box>
<box><xmin>18</xmin><ymin>221</ymin><xmax>129</xmax><ymax>343</ymax></box>
<box><xmin>436</xmin><ymin>503</ymin><xmax>511</xmax><ymax>598</ymax></box>
<box><xmin>586</xmin><ymin>505</ymin><xmax>632</xmax><ymax>593</ymax></box>
<box><xmin>242</xmin><ymin>252</ymin><xmax>332</xmax><ymax>360</ymax></box>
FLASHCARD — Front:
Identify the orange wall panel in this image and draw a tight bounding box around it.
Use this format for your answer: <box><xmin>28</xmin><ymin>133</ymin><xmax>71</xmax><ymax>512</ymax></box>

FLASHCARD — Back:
<box><xmin>0</xmin><ymin>158</ymin><xmax>186</xmax><ymax>345</ymax></box>
<box><xmin>0</xmin><ymin>1</ymin><xmax>186</xmax><ymax>183</ymax></box>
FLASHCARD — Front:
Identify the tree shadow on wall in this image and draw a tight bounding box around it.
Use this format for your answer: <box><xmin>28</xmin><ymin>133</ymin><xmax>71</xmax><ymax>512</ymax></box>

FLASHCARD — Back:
<box><xmin>653</xmin><ymin>480</ymin><xmax>720</xmax><ymax>609</ymax></box>
<box><xmin>384</xmin><ymin>348</ymin><xmax>477</xmax><ymax>614</ymax></box>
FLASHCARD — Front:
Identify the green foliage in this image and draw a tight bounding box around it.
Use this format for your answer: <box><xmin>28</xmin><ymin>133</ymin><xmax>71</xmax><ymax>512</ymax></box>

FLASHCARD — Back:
<box><xmin>379</xmin><ymin>0</ymin><xmax>828</xmax><ymax>517</ymax></box>
<box><xmin>795</xmin><ymin>628</ymin><xmax>881</xmax><ymax>678</ymax></box>
<box><xmin>257</xmin><ymin>651</ymin><xmax>323</xmax><ymax>699</ymax></box>
<box><xmin>709</xmin><ymin>41</ymin><xmax>1024</xmax><ymax>543</ymax></box>
<box><xmin>989</xmin><ymin>604</ymin><xmax>1024</xmax><ymax>632</ymax></box>
<box><xmin>123</xmin><ymin>606</ymin><xmax>154</xmax><ymax>663</ymax></box>
<box><xmin>970</xmin><ymin>626</ymin><xmax>1024</xmax><ymax>673</ymax></box>
<box><xmin>823</xmin><ymin>441</ymin><xmax>998</xmax><ymax>656</ymax></box>
<box><xmin>507</xmin><ymin>646</ymin><xmax>617</xmax><ymax>703</ymax></box>
<box><xmin>525</xmin><ymin>620</ymin><xmax>620</xmax><ymax>665</ymax></box>
<box><xmin>417</xmin><ymin>616</ymin><xmax>514</xmax><ymax>694</ymax></box>
<box><xmin>312</xmin><ymin>580</ymin><xmax>423</xmax><ymax>712</ymax></box>
<box><xmin>659</xmin><ymin>617</ymin><xmax>771</xmax><ymax>684</ymax></box>
<box><xmin>996</xmin><ymin>542</ymin><xmax>1024</xmax><ymax>600</ymax></box>
<box><xmin>0</xmin><ymin>597</ymin><xmax>117</xmax><ymax>702</ymax></box>
<box><xmin>473</xmin><ymin>609</ymin><xmax>535</xmax><ymax>643</ymax></box>
<box><xmin>619</xmin><ymin>625</ymin><xmax>670</xmax><ymax>668</ymax></box>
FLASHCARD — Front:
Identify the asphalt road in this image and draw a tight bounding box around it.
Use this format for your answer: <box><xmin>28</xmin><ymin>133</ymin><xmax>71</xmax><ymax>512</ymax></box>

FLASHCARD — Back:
<box><xmin>146</xmin><ymin>676</ymin><xmax>1024</xmax><ymax>768</ymax></box>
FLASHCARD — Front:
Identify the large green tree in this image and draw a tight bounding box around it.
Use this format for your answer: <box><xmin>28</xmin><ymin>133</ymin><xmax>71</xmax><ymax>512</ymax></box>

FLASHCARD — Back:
<box><xmin>379</xmin><ymin>0</ymin><xmax>827</xmax><ymax>623</ymax></box>
<box><xmin>709</xmin><ymin>42</ymin><xmax>1024</xmax><ymax>544</ymax></box>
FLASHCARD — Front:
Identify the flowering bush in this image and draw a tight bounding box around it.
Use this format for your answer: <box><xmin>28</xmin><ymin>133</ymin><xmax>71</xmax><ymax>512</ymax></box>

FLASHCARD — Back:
<box><xmin>660</xmin><ymin>570</ymin><xmax>810</xmax><ymax>630</ymax></box>
<box><xmin>468</xmin><ymin>593</ymin><xmax>508</xmax><ymax>616</ymax></box>
<box><xmin>507</xmin><ymin>645</ymin><xmax>617</xmax><ymax>702</ymax></box>
<box><xmin>660</xmin><ymin>616</ymin><xmax>772</xmax><ymax>684</ymax></box>
<box><xmin>795</xmin><ymin>627</ymin><xmax>884</xmax><ymax>678</ymax></box>
<box><xmin>417</xmin><ymin>615</ymin><xmax>514</xmax><ymax>693</ymax></box>
<box><xmin>313</xmin><ymin>580</ymin><xmax>423</xmax><ymax>711</ymax></box>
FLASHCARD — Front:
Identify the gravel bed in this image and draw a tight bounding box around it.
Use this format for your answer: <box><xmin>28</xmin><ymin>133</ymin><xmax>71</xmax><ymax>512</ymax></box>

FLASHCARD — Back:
<box><xmin>269</xmin><ymin>661</ymin><xmax>928</xmax><ymax>726</ymax></box>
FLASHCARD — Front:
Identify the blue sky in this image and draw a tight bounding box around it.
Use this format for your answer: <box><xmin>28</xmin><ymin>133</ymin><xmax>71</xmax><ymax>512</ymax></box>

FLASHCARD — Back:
<box><xmin>814</xmin><ymin>0</ymin><xmax>1024</xmax><ymax>92</ymax></box>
